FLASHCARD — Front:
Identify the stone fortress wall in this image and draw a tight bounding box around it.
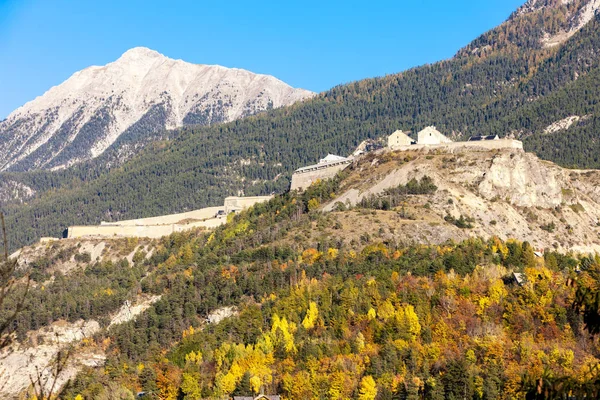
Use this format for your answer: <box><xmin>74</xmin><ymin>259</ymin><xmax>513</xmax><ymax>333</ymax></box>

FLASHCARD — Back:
<box><xmin>224</xmin><ymin>196</ymin><xmax>275</xmax><ymax>213</ymax></box>
<box><xmin>290</xmin><ymin>164</ymin><xmax>349</xmax><ymax>192</ymax></box>
<box><xmin>388</xmin><ymin>126</ymin><xmax>523</xmax><ymax>152</ymax></box>
<box><xmin>67</xmin><ymin>224</ymin><xmax>193</xmax><ymax>240</ymax></box>
<box><xmin>99</xmin><ymin>207</ymin><xmax>223</xmax><ymax>227</ymax></box>
<box><xmin>66</xmin><ymin>196</ymin><xmax>272</xmax><ymax>239</ymax></box>
<box><xmin>392</xmin><ymin>138</ymin><xmax>523</xmax><ymax>152</ymax></box>
<box><xmin>290</xmin><ymin>154</ymin><xmax>353</xmax><ymax>192</ymax></box>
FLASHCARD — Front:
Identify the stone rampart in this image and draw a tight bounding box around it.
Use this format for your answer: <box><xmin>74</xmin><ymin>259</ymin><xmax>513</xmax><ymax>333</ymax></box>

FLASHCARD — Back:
<box><xmin>290</xmin><ymin>162</ymin><xmax>351</xmax><ymax>192</ymax></box>
<box><xmin>67</xmin><ymin>196</ymin><xmax>273</xmax><ymax>239</ymax></box>
<box><xmin>391</xmin><ymin>139</ymin><xmax>523</xmax><ymax>152</ymax></box>
<box><xmin>67</xmin><ymin>219</ymin><xmax>223</xmax><ymax>239</ymax></box>
<box><xmin>100</xmin><ymin>207</ymin><xmax>223</xmax><ymax>226</ymax></box>
<box><xmin>224</xmin><ymin>196</ymin><xmax>274</xmax><ymax>213</ymax></box>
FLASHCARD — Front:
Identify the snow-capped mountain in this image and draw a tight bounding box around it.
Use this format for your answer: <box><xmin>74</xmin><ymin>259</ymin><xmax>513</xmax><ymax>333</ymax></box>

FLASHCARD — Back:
<box><xmin>0</xmin><ymin>47</ymin><xmax>315</xmax><ymax>171</ymax></box>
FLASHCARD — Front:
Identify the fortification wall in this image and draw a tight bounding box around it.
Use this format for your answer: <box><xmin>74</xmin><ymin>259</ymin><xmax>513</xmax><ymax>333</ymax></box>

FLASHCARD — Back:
<box><xmin>291</xmin><ymin>163</ymin><xmax>350</xmax><ymax>191</ymax></box>
<box><xmin>68</xmin><ymin>225</ymin><xmax>174</xmax><ymax>239</ymax></box>
<box><xmin>100</xmin><ymin>207</ymin><xmax>223</xmax><ymax>226</ymax></box>
<box><xmin>67</xmin><ymin>196</ymin><xmax>273</xmax><ymax>239</ymax></box>
<box><xmin>391</xmin><ymin>139</ymin><xmax>523</xmax><ymax>152</ymax></box>
<box><xmin>68</xmin><ymin>218</ymin><xmax>225</xmax><ymax>239</ymax></box>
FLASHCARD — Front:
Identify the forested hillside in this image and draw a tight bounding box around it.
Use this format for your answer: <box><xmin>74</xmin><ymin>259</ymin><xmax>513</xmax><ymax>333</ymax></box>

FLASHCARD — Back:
<box><xmin>6</xmin><ymin>177</ymin><xmax>600</xmax><ymax>398</ymax></box>
<box><xmin>5</xmin><ymin>3</ymin><xmax>600</xmax><ymax>251</ymax></box>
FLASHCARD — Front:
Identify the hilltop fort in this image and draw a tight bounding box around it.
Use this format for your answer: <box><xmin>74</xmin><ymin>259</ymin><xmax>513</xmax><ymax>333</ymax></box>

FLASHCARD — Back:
<box><xmin>291</xmin><ymin>127</ymin><xmax>523</xmax><ymax>191</ymax></box>
<box><xmin>61</xmin><ymin>127</ymin><xmax>522</xmax><ymax>239</ymax></box>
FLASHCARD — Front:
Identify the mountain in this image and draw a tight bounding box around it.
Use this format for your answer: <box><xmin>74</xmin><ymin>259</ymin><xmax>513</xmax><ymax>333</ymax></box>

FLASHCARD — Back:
<box><xmin>0</xmin><ymin>47</ymin><xmax>314</xmax><ymax>171</ymax></box>
<box><xmin>479</xmin><ymin>0</ymin><xmax>600</xmax><ymax>51</ymax></box>
<box><xmin>4</xmin><ymin>147</ymin><xmax>600</xmax><ymax>398</ymax></box>
<box><xmin>5</xmin><ymin>1</ymin><xmax>600</xmax><ymax>251</ymax></box>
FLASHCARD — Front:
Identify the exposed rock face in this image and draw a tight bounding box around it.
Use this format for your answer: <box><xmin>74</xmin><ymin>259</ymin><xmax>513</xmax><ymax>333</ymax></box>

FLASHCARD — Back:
<box><xmin>543</xmin><ymin>115</ymin><xmax>584</xmax><ymax>134</ymax></box>
<box><xmin>109</xmin><ymin>295</ymin><xmax>162</xmax><ymax>327</ymax></box>
<box><xmin>478</xmin><ymin>152</ymin><xmax>564</xmax><ymax>208</ymax></box>
<box><xmin>0</xmin><ymin>179</ymin><xmax>35</xmax><ymax>204</ymax></box>
<box><xmin>0</xmin><ymin>236</ymin><xmax>159</xmax><ymax>399</ymax></box>
<box><xmin>0</xmin><ymin>320</ymin><xmax>102</xmax><ymax>400</ymax></box>
<box><xmin>324</xmin><ymin>147</ymin><xmax>600</xmax><ymax>253</ymax></box>
<box><xmin>206</xmin><ymin>306</ymin><xmax>238</xmax><ymax>325</ymax></box>
<box><xmin>0</xmin><ymin>47</ymin><xmax>315</xmax><ymax>171</ymax></box>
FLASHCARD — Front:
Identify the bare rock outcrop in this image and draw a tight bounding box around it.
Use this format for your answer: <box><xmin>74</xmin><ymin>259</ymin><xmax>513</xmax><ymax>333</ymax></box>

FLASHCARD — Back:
<box><xmin>324</xmin><ymin>148</ymin><xmax>600</xmax><ymax>253</ymax></box>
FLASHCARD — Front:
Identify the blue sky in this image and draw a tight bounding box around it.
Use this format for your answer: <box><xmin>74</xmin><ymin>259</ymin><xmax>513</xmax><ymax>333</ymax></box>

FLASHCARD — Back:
<box><xmin>0</xmin><ymin>0</ymin><xmax>524</xmax><ymax>119</ymax></box>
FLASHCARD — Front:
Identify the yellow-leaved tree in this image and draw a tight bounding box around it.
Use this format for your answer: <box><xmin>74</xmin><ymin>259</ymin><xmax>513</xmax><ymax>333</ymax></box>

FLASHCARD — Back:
<box><xmin>358</xmin><ymin>375</ymin><xmax>378</xmax><ymax>400</ymax></box>
<box><xmin>307</xmin><ymin>198</ymin><xmax>320</xmax><ymax>211</ymax></box>
<box><xmin>271</xmin><ymin>314</ymin><xmax>297</xmax><ymax>353</ymax></box>
<box><xmin>250</xmin><ymin>375</ymin><xmax>262</xmax><ymax>394</ymax></box>
<box><xmin>397</xmin><ymin>304</ymin><xmax>421</xmax><ymax>340</ymax></box>
<box><xmin>377</xmin><ymin>299</ymin><xmax>396</xmax><ymax>321</ymax></box>
<box><xmin>302</xmin><ymin>301</ymin><xmax>319</xmax><ymax>330</ymax></box>
<box><xmin>181</xmin><ymin>372</ymin><xmax>202</xmax><ymax>400</ymax></box>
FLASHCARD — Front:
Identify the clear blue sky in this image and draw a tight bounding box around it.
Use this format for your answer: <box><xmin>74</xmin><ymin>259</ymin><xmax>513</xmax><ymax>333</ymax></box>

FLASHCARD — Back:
<box><xmin>0</xmin><ymin>0</ymin><xmax>525</xmax><ymax>119</ymax></box>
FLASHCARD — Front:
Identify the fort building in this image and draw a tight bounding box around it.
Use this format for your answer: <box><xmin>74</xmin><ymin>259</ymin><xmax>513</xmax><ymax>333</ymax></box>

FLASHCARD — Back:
<box><xmin>387</xmin><ymin>126</ymin><xmax>523</xmax><ymax>152</ymax></box>
<box><xmin>417</xmin><ymin>126</ymin><xmax>453</xmax><ymax>145</ymax></box>
<box><xmin>387</xmin><ymin>130</ymin><xmax>415</xmax><ymax>149</ymax></box>
<box><xmin>290</xmin><ymin>154</ymin><xmax>352</xmax><ymax>192</ymax></box>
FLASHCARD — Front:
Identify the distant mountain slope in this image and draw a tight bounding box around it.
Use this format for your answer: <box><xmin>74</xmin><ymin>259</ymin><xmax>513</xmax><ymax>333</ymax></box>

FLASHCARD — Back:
<box><xmin>0</xmin><ymin>47</ymin><xmax>314</xmax><ymax>171</ymax></box>
<box><xmin>4</xmin><ymin>1</ymin><xmax>600</xmax><ymax>251</ymax></box>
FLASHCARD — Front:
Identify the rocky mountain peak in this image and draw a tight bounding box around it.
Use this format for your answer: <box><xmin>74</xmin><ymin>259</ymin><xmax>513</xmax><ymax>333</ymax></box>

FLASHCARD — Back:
<box><xmin>517</xmin><ymin>0</ymin><xmax>564</xmax><ymax>14</ymax></box>
<box><xmin>0</xmin><ymin>48</ymin><xmax>315</xmax><ymax>172</ymax></box>
<box><xmin>118</xmin><ymin>46</ymin><xmax>163</xmax><ymax>60</ymax></box>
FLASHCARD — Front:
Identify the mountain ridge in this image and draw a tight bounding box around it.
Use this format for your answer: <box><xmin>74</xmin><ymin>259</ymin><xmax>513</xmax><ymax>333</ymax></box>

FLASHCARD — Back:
<box><xmin>0</xmin><ymin>47</ymin><xmax>314</xmax><ymax>171</ymax></box>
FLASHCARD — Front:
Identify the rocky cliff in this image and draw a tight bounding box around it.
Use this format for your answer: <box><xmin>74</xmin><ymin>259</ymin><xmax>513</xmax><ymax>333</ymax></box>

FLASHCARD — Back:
<box><xmin>318</xmin><ymin>147</ymin><xmax>600</xmax><ymax>254</ymax></box>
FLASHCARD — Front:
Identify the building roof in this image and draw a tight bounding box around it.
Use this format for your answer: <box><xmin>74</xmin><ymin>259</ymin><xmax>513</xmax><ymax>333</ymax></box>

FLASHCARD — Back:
<box><xmin>389</xmin><ymin>129</ymin><xmax>412</xmax><ymax>137</ymax></box>
<box><xmin>294</xmin><ymin>155</ymin><xmax>351</xmax><ymax>174</ymax></box>
<box><xmin>233</xmin><ymin>396</ymin><xmax>280</xmax><ymax>400</ymax></box>
<box><xmin>388</xmin><ymin>130</ymin><xmax>415</xmax><ymax>143</ymax></box>
<box><xmin>320</xmin><ymin>154</ymin><xmax>348</xmax><ymax>164</ymax></box>
<box><xmin>417</xmin><ymin>126</ymin><xmax>453</xmax><ymax>144</ymax></box>
<box><xmin>513</xmin><ymin>272</ymin><xmax>526</xmax><ymax>286</ymax></box>
<box><xmin>468</xmin><ymin>135</ymin><xmax>499</xmax><ymax>141</ymax></box>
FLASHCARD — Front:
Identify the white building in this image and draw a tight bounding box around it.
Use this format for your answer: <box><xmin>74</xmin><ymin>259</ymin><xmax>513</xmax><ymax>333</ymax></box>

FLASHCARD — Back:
<box><xmin>417</xmin><ymin>126</ymin><xmax>453</xmax><ymax>145</ymax></box>
<box><xmin>387</xmin><ymin>130</ymin><xmax>415</xmax><ymax>149</ymax></box>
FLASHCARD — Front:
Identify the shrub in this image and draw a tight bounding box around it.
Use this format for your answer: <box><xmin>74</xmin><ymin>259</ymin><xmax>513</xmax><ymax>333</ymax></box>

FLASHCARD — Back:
<box><xmin>445</xmin><ymin>214</ymin><xmax>474</xmax><ymax>229</ymax></box>
<box><xmin>540</xmin><ymin>222</ymin><xmax>556</xmax><ymax>233</ymax></box>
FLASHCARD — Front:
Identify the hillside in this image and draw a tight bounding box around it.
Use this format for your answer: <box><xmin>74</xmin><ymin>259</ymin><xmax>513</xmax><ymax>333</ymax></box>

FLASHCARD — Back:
<box><xmin>5</xmin><ymin>1</ymin><xmax>600</xmax><ymax>251</ymax></box>
<box><xmin>313</xmin><ymin>148</ymin><xmax>600</xmax><ymax>254</ymax></box>
<box><xmin>4</xmin><ymin>149</ymin><xmax>600</xmax><ymax>398</ymax></box>
<box><xmin>0</xmin><ymin>47</ymin><xmax>314</xmax><ymax>172</ymax></box>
